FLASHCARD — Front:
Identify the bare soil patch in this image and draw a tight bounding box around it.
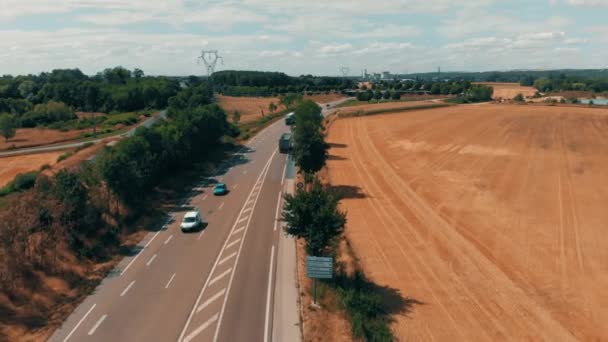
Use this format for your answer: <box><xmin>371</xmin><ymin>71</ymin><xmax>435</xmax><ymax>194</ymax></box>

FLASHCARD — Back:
<box><xmin>326</xmin><ymin>104</ymin><xmax>608</xmax><ymax>341</ymax></box>
<box><xmin>476</xmin><ymin>82</ymin><xmax>537</xmax><ymax>99</ymax></box>
<box><xmin>304</xmin><ymin>93</ymin><xmax>346</xmax><ymax>104</ymax></box>
<box><xmin>0</xmin><ymin>128</ymin><xmax>88</xmax><ymax>151</ymax></box>
<box><xmin>0</xmin><ymin>152</ymin><xmax>64</xmax><ymax>187</ymax></box>
<box><xmin>336</xmin><ymin>100</ymin><xmax>442</xmax><ymax>116</ymax></box>
<box><xmin>216</xmin><ymin>95</ymin><xmax>285</xmax><ymax>123</ymax></box>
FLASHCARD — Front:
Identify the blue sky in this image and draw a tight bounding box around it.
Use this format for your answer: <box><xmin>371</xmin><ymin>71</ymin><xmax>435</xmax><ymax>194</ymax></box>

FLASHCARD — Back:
<box><xmin>0</xmin><ymin>0</ymin><xmax>607</xmax><ymax>76</ymax></box>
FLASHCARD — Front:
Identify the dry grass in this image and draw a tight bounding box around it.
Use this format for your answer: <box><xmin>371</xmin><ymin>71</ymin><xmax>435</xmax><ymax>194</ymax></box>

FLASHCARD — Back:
<box><xmin>0</xmin><ymin>128</ymin><xmax>88</xmax><ymax>151</ymax></box>
<box><xmin>476</xmin><ymin>82</ymin><xmax>537</xmax><ymax>99</ymax></box>
<box><xmin>216</xmin><ymin>95</ymin><xmax>285</xmax><ymax>123</ymax></box>
<box><xmin>304</xmin><ymin>93</ymin><xmax>346</xmax><ymax>104</ymax></box>
<box><xmin>0</xmin><ymin>151</ymin><xmax>65</xmax><ymax>187</ymax></box>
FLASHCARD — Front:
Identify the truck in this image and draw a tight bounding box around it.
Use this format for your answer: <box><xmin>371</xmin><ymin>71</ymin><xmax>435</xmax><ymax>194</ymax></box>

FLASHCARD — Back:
<box><xmin>285</xmin><ymin>112</ymin><xmax>295</xmax><ymax>126</ymax></box>
<box><xmin>279</xmin><ymin>133</ymin><xmax>292</xmax><ymax>153</ymax></box>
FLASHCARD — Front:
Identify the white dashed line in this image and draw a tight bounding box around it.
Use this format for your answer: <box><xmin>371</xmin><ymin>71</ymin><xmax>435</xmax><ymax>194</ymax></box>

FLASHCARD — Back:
<box><xmin>165</xmin><ymin>273</ymin><xmax>176</xmax><ymax>289</ymax></box>
<box><xmin>120</xmin><ymin>230</ymin><xmax>161</xmax><ymax>276</ymax></box>
<box><xmin>209</xmin><ymin>268</ymin><xmax>232</xmax><ymax>286</ymax></box>
<box><xmin>87</xmin><ymin>314</ymin><xmax>107</xmax><ymax>336</ymax></box>
<box><xmin>225</xmin><ymin>238</ymin><xmax>241</xmax><ymax>250</ymax></box>
<box><xmin>146</xmin><ymin>254</ymin><xmax>157</xmax><ymax>267</ymax></box>
<box><xmin>196</xmin><ymin>289</ymin><xmax>226</xmax><ymax>313</ymax></box>
<box><xmin>233</xmin><ymin>184</ymin><xmax>238</xmax><ymax>189</ymax></box>
<box><xmin>203</xmin><ymin>195</ymin><xmax>208</xmax><ymax>201</ymax></box>
<box><xmin>164</xmin><ymin>235</ymin><xmax>173</xmax><ymax>245</ymax></box>
<box><xmin>198</xmin><ymin>230</ymin><xmax>205</xmax><ymax>240</ymax></box>
<box><xmin>183</xmin><ymin>313</ymin><xmax>218</xmax><ymax>342</ymax></box>
<box><xmin>218</xmin><ymin>202</ymin><xmax>224</xmax><ymax>210</ymax></box>
<box><xmin>120</xmin><ymin>280</ymin><xmax>135</xmax><ymax>297</ymax></box>
<box><xmin>218</xmin><ymin>252</ymin><xmax>237</xmax><ymax>265</ymax></box>
<box><xmin>63</xmin><ymin>304</ymin><xmax>96</xmax><ymax>342</ymax></box>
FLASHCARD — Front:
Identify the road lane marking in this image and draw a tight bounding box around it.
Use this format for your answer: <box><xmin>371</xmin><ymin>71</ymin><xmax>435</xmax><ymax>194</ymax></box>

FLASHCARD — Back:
<box><xmin>63</xmin><ymin>303</ymin><xmax>96</xmax><ymax>342</ymax></box>
<box><xmin>165</xmin><ymin>273</ymin><xmax>176</xmax><ymax>289</ymax></box>
<box><xmin>237</xmin><ymin>216</ymin><xmax>249</xmax><ymax>223</ymax></box>
<box><xmin>196</xmin><ymin>289</ymin><xmax>226</xmax><ymax>313</ymax></box>
<box><xmin>209</xmin><ymin>268</ymin><xmax>232</xmax><ymax>286</ymax></box>
<box><xmin>212</xmin><ymin>149</ymin><xmax>278</xmax><ymax>342</ymax></box>
<box><xmin>183</xmin><ymin>313</ymin><xmax>219</xmax><ymax>342</ymax></box>
<box><xmin>164</xmin><ymin>235</ymin><xmax>173</xmax><ymax>245</ymax></box>
<box><xmin>87</xmin><ymin>314</ymin><xmax>107</xmax><ymax>336</ymax></box>
<box><xmin>219</xmin><ymin>252</ymin><xmax>237</xmax><ymax>265</ymax></box>
<box><xmin>146</xmin><ymin>254</ymin><xmax>157</xmax><ymax>267</ymax></box>
<box><xmin>120</xmin><ymin>280</ymin><xmax>135</xmax><ymax>297</ymax></box>
<box><xmin>231</xmin><ymin>226</ymin><xmax>245</xmax><ymax>236</ymax></box>
<box><xmin>178</xmin><ymin>150</ymin><xmax>276</xmax><ymax>342</ymax></box>
<box><xmin>225</xmin><ymin>238</ymin><xmax>241</xmax><ymax>250</ymax></box>
<box><xmin>243</xmin><ymin>170</ymin><xmax>247</xmax><ymax>175</ymax></box>
<box><xmin>203</xmin><ymin>195</ymin><xmax>208</xmax><ymax>201</ymax></box>
<box><xmin>281</xmin><ymin>161</ymin><xmax>287</xmax><ymax>185</ymax></box>
<box><xmin>198</xmin><ymin>230</ymin><xmax>205</xmax><ymax>240</ymax></box>
<box><xmin>233</xmin><ymin>184</ymin><xmax>238</xmax><ymax>189</ymax></box>
<box><xmin>243</xmin><ymin>207</ymin><xmax>253</xmax><ymax>213</ymax></box>
<box><xmin>274</xmin><ymin>191</ymin><xmax>282</xmax><ymax>232</ymax></box>
<box><xmin>120</xmin><ymin>230</ymin><xmax>161</xmax><ymax>276</ymax></box>
<box><xmin>264</xmin><ymin>245</ymin><xmax>276</xmax><ymax>342</ymax></box>
<box><xmin>218</xmin><ymin>202</ymin><xmax>224</xmax><ymax>210</ymax></box>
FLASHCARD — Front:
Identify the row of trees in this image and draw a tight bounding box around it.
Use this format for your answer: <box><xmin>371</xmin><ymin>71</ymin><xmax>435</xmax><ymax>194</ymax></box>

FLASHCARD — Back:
<box><xmin>0</xmin><ymin>67</ymin><xmax>181</xmax><ymax>116</ymax></box>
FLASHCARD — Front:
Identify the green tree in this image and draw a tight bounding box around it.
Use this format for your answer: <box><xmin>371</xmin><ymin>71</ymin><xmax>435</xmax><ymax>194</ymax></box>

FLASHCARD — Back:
<box><xmin>268</xmin><ymin>101</ymin><xmax>277</xmax><ymax>114</ymax></box>
<box><xmin>0</xmin><ymin>113</ymin><xmax>17</xmax><ymax>142</ymax></box>
<box><xmin>232</xmin><ymin>110</ymin><xmax>241</xmax><ymax>125</ymax></box>
<box><xmin>294</xmin><ymin>100</ymin><xmax>322</xmax><ymax>128</ymax></box>
<box><xmin>514</xmin><ymin>93</ymin><xmax>525</xmax><ymax>102</ymax></box>
<box><xmin>282</xmin><ymin>179</ymin><xmax>346</xmax><ymax>256</ymax></box>
<box><xmin>18</xmin><ymin>80</ymin><xmax>36</xmax><ymax>99</ymax></box>
<box><xmin>292</xmin><ymin>120</ymin><xmax>328</xmax><ymax>178</ymax></box>
<box><xmin>280</xmin><ymin>93</ymin><xmax>304</xmax><ymax>109</ymax></box>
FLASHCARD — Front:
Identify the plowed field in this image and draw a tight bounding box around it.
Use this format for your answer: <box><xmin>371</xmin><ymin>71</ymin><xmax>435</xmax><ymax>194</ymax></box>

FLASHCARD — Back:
<box><xmin>326</xmin><ymin>104</ymin><xmax>608</xmax><ymax>341</ymax></box>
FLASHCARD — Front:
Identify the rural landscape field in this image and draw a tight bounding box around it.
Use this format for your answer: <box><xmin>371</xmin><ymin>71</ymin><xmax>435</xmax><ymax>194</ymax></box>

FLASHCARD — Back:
<box><xmin>325</xmin><ymin>104</ymin><xmax>608</xmax><ymax>340</ymax></box>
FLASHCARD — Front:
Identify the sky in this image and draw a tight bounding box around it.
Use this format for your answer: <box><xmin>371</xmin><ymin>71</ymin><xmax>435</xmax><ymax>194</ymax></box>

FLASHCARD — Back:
<box><xmin>0</xmin><ymin>0</ymin><xmax>607</xmax><ymax>76</ymax></box>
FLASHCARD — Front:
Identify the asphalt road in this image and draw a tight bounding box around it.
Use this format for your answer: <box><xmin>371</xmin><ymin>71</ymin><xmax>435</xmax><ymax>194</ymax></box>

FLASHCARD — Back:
<box><xmin>49</xmin><ymin>99</ymin><xmax>348</xmax><ymax>342</ymax></box>
<box><xmin>0</xmin><ymin>110</ymin><xmax>167</xmax><ymax>158</ymax></box>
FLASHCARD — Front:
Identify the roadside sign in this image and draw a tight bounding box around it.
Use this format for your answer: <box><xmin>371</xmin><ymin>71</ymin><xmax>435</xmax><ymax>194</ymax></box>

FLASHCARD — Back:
<box><xmin>297</xmin><ymin>182</ymin><xmax>304</xmax><ymax>190</ymax></box>
<box><xmin>306</xmin><ymin>256</ymin><xmax>333</xmax><ymax>279</ymax></box>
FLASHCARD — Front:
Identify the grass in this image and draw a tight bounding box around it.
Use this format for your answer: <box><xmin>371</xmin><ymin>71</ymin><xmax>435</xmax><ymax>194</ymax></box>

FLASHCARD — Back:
<box><xmin>336</xmin><ymin>97</ymin><xmax>444</xmax><ymax>108</ymax></box>
<box><xmin>0</xmin><ymin>171</ymin><xmax>39</xmax><ymax>197</ymax></box>
<box><xmin>338</xmin><ymin>103</ymin><xmax>452</xmax><ymax>118</ymax></box>
<box><xmin>237</xmin><ymin>108</ymin><xmax>291</xmax><ymax>141</ymax></box>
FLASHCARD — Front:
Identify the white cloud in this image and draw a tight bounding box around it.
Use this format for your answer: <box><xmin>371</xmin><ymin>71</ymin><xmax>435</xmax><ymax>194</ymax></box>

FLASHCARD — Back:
<box><xmin>319</xmin><ymin>43</ymin><xmax>353</xmax><ymax>56</ymax></box>
<box><xmin>567</xmin><ymin>0</ymin><xmax>608</xmax><ymax>7</ymax></box>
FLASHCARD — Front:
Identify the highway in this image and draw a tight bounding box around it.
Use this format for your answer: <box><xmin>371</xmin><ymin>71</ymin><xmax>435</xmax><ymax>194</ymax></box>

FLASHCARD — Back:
<box><xmin>49</xmin><ymin>99</ymin><xmax>347</xmax><ymax>342</ymax></box>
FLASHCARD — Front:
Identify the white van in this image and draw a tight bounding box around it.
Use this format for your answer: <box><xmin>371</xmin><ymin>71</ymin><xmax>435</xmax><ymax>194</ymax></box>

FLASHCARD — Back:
<box><xmin>181</xmin><ymin>210</ymin><xmax>203</xmax><ymax>232</ymax></box>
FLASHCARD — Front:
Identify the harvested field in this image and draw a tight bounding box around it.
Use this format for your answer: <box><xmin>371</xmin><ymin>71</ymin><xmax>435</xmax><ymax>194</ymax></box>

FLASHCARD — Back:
<box><xmin>336</xmin><ymin>100</ymin><xmax>443</xmax><ymax>116</ymax></box>
<box><xmin>326</xmin><ymin>104</ymin><xmax>608</xmax><ymax>341</ymax></box>
<box><xmin>216</xmin><ymin>95</ymin><xmax>285</xmax><ymax>123</ymax></box>
<box><xmin>0</xmin><ymin>151</ymin><xmax>64</xmax><ymax>187</ymax></box>
<box><xmin>304</xmin><ymin>93</ymin><xmax>346</xmax><ymax>103</ymax></box>
<box><xmin>0</xmin><ymin>128</ymin><xmax>86</xmax><ymax>151</ymax></box>
<box><xmin>477</xmin><ymin>82</ymin><xmax>537</xmax><ymax>99</ymax></box>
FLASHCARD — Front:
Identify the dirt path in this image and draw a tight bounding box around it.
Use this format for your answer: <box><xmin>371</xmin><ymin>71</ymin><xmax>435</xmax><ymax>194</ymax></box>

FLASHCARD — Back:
<box><xmin>326</xmin><ymin>105</ymin><xmax>608</xmax><ymax>340</ymax></box>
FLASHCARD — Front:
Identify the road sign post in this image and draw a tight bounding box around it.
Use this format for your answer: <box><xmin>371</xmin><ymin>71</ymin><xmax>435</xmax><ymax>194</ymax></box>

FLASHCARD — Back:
<box><xmin>306</xmin><ymin>256</ymin><xmax>333</xmax><ymax>305</ymax></box>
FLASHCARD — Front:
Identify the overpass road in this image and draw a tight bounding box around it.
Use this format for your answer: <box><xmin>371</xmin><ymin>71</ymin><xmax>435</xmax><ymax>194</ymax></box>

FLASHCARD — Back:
<box><xmin>49</xmin><ymin>99</ymin><xmax>348</xmax><ymax>342</ymax></box>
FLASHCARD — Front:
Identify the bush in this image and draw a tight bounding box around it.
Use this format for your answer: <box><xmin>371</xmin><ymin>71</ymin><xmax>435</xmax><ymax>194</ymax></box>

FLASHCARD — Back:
<box><xmin>0</xmin><ymin>171</ymin><xmax>39</xmax><ymax>196</ymax></box>
<box><xmin>57</xmin><ymin>152</ymin><xmax>74</xmax><ymax>162</ymax></box>
<box><xmin>514</xmin><ymin>93</ymin><xmax>525</xmax><ymax>102</ymax></box>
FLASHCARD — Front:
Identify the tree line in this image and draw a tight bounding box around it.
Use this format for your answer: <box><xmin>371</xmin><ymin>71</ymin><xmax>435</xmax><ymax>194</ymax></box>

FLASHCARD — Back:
<box><xmin>0</xmin><ymin>67</ymin><xmax>181</xmax><ymax>129</ymax></box>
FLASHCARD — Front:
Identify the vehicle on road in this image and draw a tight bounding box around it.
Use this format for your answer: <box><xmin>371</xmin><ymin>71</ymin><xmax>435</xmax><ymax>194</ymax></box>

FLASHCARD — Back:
<box><xmin>213</xmin><ymin>183</ymin><xmax>228</xmax><ymax>196</ymax></box>
<box><xmin>279</xmin><ymin>133</ymin><xmax>292</xmax><ymax>153</ymax></box>
<box><xmin>181</xmin><ymin>210</ymin><xmax>203</xmax><ymax>232</ymax></box>
<box><xmin>285</xmin><ymin>112</ymin><xmax>295</xmax><ymax>125</ymax></box>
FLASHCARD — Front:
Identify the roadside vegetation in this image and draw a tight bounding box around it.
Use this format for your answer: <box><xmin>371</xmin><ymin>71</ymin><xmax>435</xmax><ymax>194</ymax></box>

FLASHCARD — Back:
<box><xmin>282</xmin><ymin>100</ymin><xmax>396</xmax><ymax>341</ymax></box>
<box><xmin>0</xmin><ymin>78</ymin><xmax>237</xmax><ymax>340</ymax></box>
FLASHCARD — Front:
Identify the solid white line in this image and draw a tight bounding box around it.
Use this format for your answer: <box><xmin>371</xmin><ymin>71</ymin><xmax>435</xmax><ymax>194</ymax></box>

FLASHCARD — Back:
<box><xmin>178</xmin><ymin>150</ymin><xmax>276</xmax><ymax>342</ymax></box>
<box><xmin>231</xmin><ymin>226</ymin><xmax>245</xmax><ymax>236</ymax></box>
<box><xmin>218</xmin><ymin>202</ymin><xmax>224</xmax><ymax>210</ymax></box>
<box><xmin>164</xmin><ymin>234</ymin><xmax>173</xmax><ymax>245</ymax></box>
<box><xmin>146</xmin><ymin>254</ymin><xmax>157</xmax><ymax>267</ymax></box>
<box><xmin>196</xmin><ymin>288</ymin><xmax>226</xmax><ymax>313</ymax></box>
<box><xmin>87</xmin><ymin>314</ymin><xmax>107</xmax><ymax>336</ymax></box>
<box><xmin>197</xmin><ymin>230</ymin><xmax>205</xmax><ymax>240</ymax></box>
<box><xmin>165</xmin><ymin>273</ymin><xmax>176</xmax><ymax>289</ymax></box>
<box><xmin>218</xmin><ymin>252</ymin><xmax>237</xmax><ymax>265</ymax></box>
<box><xmin>120</xmin><ymin>230</ymin><xmax>161</xmax><ymax>276</ymax></box>
<box><xmin>212</xmin><ymin>149</ymin><xmax>278</xmax><ymax>342</ymax></box>
<box><xmin>274</xmin><ymin>191</ymin><xmax>282</xmax><ymax>232</ymax></box>
<box><xmin>281</xmin><ymin>161</ymin><xmax>287</xmax><ymax>185</ymax></box>
<box><xmin>209</xmin><ymin>268</ymin><xmax>232</xmax><ymax>286</ymax></box>
<box><xmin>120</xmin><ymin>280</ymin><xmax>135</xmax><ymax>297</ymax></box>
<box><xmin>63</xmin><ymin>304</ymin><xmax>96</xmax><ymax>342</ymax></box>
<box><xmin>183</xmin><ymin>313</ymin><xmax>219</xmax><ymax>342</ymax></box>
<box><xmin>225</xmin><ymin>238</ymin><xmax>241</xmax><ymax>250</ymax></box>
<box><xmin>264</xmin><ymin>245</ymin><xmax>276</xmax><ymax>342</ymax></box>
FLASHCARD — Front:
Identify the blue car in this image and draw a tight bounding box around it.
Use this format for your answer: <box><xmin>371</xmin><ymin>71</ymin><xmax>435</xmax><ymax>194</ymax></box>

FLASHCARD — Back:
<box><xmin>213</xmin><ymin>183</ymin><xmax>228</xmax><ymax>195</ymax></box>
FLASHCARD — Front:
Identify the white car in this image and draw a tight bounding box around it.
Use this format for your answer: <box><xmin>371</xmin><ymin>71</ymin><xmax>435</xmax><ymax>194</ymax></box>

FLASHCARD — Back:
<box><xmin>181</xmin><ymin>210</ymin><xmax>203</xmax><ymax>232</ymax></box>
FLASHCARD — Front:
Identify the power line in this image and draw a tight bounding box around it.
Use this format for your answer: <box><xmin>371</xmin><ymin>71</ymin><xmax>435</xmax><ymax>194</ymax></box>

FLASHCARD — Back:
<box><xmin>197</xmin><ymin>50</ymin><xmax>224</xmax><ymax>76</ymax></box>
